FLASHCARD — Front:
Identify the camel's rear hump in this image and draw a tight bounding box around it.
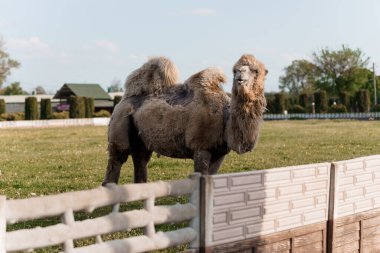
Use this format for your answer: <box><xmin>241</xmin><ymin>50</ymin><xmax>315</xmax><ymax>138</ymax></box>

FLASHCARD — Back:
<box><xmin>124</xmin><ymin>57</ymin><xmax>180</xmax><ymax>97</ymax></box>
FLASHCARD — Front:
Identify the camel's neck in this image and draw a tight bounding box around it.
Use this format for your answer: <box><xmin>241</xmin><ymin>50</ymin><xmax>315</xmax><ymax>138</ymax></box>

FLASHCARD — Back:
<box><xmin>226</xmin><ymin>92</ymin><xmax>266</xmax><ymax>154</ymax></box>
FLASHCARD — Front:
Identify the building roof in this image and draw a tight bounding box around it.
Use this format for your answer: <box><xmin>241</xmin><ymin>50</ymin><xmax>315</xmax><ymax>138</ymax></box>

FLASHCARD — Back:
<box><xmin>53</xmin><ymin>83</ymin><xmax>111</xmax><ymax>100</ymax></box>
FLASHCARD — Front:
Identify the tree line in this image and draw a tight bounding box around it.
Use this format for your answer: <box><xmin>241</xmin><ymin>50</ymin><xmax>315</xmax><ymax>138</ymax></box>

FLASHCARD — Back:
<box><xmin>274</xmin><ymin>45</ymin><xmax>379</xmax><ymax>113</ymax></box>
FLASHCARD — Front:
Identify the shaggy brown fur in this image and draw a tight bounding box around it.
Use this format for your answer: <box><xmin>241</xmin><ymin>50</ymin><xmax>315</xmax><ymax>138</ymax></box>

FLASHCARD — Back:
<box><xmin>103</xmin><ymin>54</ymin><xmax>266</xmax><ymax>185</ymax></box>
<box><xmin>124</xmin><ymin>56</ymin><xmax>180</xmax><ymax>97</ymax></box>
<box><xmin>227</xmin><ymin>54</ymin><xmax>267</xmax><ymax>153</ymax></box>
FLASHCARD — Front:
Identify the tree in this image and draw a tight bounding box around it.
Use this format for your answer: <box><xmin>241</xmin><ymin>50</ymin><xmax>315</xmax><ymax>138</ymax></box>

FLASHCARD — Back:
<box><xmin>84</xmin><ymin>97</ymin><xmax>94</xmax><ymax>118</ymax></box>
<box><xmin>355</xmin><ymin>89</ymin><xmax>370</xmax><ymax>112</ymax></box>
<box><xmin>0</xmin><ymin>99</ymin><xmax>5</xmax><ymax>114</ymax></box>
<box><xmin>279</xmin><ymin>59</ymin><xmax>316</xmax><ymax>96</ymax></box>
<box><xmin>40</xmin><ymin>99</ymin><xmax>52</xmax><ymax>119</ymax></box>
<box><xmin>107</xmin><ymin>79</ymin><xmax>123</xmax><ymax>92</ymax></box>
<box><xmin>312</xmin><ymin>45</ymin><xmax>370</xmax><ymax>96</ymax></box>
<box><xmin>273</xmin><ymin>93</ymin><xmax>286</xmax><ymax>114</ymax></box>
<box><xmin>314</xmin><ymin>90</ymin><xmax>328</xmax><ymax>113</ymax></box>
<box><xmin>279</xmin><ymin>46</ymin><xmax>372</xmax><ymax>100</ymax></box>
<box><xmin>0</xmin><ymin>38</ymin><xmax>20</xmax><ymax>88</ymax></box>
<box><xmin>33</xmin><ymin>86</ymin><xmax>46</xmax><ymax>95</ymax></box>
<box><xmin>2</xmin><ymin>82</ymin><xmax>26</xmax><ymax>95</ymax></box>
<box><xmin>25</xmin><ymin>97</ymin><xmax>38</xmax><ymax>120</ymax></box>
<box><xmin>113</xmin><ymin>95</ymin><xmax>122</xmax><ymax>107</ymax></box>
<box><xmin>68</xmin><ymin>96</ymin><xmax>85</xmax><ymax>118</ymax></box>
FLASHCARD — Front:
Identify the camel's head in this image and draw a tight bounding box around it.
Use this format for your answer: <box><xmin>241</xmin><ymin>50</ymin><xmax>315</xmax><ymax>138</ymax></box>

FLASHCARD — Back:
<box><xmin>232</xmin><ymin>54</ymin><xmax>267</xmax><ymax>98</ymax></box>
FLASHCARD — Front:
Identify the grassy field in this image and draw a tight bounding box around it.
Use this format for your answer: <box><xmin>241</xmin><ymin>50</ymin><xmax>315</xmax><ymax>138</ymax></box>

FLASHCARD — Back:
<box><xmin>0</xmin><ymin>120</ymin><xmax>379</xmax><ymax>252</ymax></box>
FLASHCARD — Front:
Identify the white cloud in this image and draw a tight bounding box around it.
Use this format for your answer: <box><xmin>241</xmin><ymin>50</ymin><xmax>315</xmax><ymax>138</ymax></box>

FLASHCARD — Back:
<box><xmin>126</xmin><ymin>54</ymin><xmax>147</xmax><ymax>62</ymax></box>
<box><xmin>188</xmin><ymin>8</ymin><xmax>216</xmax><ymax>16</ymax></box>
<box><xmin>8</xmin><ymin>36</ymin><xmax>53</xmax><ymax>57</ymax></box>
<box><xmin>0</xmin><ymin>19</ymin><xmax>7</xmax><ymax>28</ymax></box>
<box><xmin>175</xmin><ymin>8</ymin><xmax>217</xmax><ymax>17</ymax></box>
<box><xmin>95</xmin><ymin>40</ymin><xmax>119</xmax><ymax>53</ymax></box>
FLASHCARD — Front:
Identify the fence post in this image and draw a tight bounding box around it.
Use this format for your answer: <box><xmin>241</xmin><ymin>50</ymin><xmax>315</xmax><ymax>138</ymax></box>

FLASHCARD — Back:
<box><xmin>61</xmin><ymin>209</ymin><xmax>75</xmax><ymax>252</ymax></box>
<box><xmin>0</xmin><ymin>196</ymin><xmax>6</xmax><ymax>253</ymax></box>
<box><xmin>198</xmin><ymin>175</ymin><xmax>213</xmax><ymax>253</ymax></box>
<box><xmin>189</xmin><ymin>173</ymin><xmax>201</xmax><ymax>250</ymax></box>
<box><xmin>144</xmin><ymin>196</ymin><xmax>156</xmax><ymax>238</ymax></box>
<box><xmin>327</xmin><ymin>163</ymin><xmax>338</xmax><ymax>253</ymax></box>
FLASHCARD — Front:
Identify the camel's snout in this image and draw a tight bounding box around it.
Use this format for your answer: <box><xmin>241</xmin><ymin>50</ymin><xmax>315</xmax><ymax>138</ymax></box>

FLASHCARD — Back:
<box><xmin>233</xmin><ymin>65</ymin><xmax>250</xmax><ymax>85</ymax></box>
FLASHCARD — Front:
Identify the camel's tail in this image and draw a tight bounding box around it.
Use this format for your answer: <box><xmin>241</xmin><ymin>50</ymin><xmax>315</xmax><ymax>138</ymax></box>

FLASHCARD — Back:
<box><xmin>124</xmin><ymin>57</ymin><xmax>180</xmax><ymax>97</ymax></box>
<box><xmin>185</xmin><ymin>67</ymin><xmax>227</xmax><ymax>91</ymax></box>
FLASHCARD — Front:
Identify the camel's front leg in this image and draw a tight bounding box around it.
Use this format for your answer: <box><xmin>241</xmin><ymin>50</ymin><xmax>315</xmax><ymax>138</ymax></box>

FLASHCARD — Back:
<box><xmin>194</xmin><ymin>150</ymin><xmax>212</xmax><ymax>175</ymax></box>
<box><xmin>209</xmin><ymin>155</ymin><xmax>225</xmax><ymax>175</ymax></box>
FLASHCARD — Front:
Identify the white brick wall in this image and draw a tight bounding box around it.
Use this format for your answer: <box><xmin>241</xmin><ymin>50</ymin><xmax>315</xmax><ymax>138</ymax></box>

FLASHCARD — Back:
<box><xmin>333</xmin><ymin>155</ymin><xmax>380</xmax><ymax>218</ymax></box>
<box><xmin>206</xmin><ymin>163</ymin><xmax>331</xmax><ymax>246</ymax></box>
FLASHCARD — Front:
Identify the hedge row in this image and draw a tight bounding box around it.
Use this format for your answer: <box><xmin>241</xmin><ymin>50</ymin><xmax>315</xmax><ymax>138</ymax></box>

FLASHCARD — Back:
<box><xmin>266</xmin><ymin>89</ymin><xmax>375</xmax><ymax>114</ymax></box>
<box><xmin>0</xmin><ymin>96</ymin><xmax>116</xmax><ymax>121</ymax></box>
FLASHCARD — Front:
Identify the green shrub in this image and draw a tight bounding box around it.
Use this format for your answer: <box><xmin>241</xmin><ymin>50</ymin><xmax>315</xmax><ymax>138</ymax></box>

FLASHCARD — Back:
<box><xmin>51</xmin><ymin>111</ymin><xmax>69</xmax><ymax>119</ymax></box>
<box><xmin>0</xmin><ymin>112</ymin><xmax>24</xmax><ymax>121</ymax></box>
<box><xmin>24</xmin><ymin>97</ymin><xmax>38</xmax><ymax>120</ymax></box>
<box><xmin>84</xmin><ymin>97</ymin><xmax>94</xmax><ymax>118</ymax></box>
<box><xmin>339</xmin><ymin>91</ymin><xmax>350</xmax><ymax>110</ymax></box>
<box><xmin>314</xmin><ymin>90</ymin><xmax>328</xmax><ymax>113</ymax></box>
<box><xmin>40</xmin><ymin>99</ymin><xmax>52</xmax><ymax>119</ymax></box>
<box><xmin>355</xmin><ymin>89</ymin><xmax>370</xmax><ymax>112</ymax></box>
<box><xmin>68</xmin><ymin>96</ymin><xmax>85</xmax><ymax>118</ymax></box>
<box><xmin>93</xmin><ymin>109</ymin><xmax>111</xmax><ymax>118</ymax></box>
<box><xmin>274</xmin><ymin>93</ymin><xmax>286</xmax><ymax>114</ymax></box>
<box><xmin>113</xmin><ymin>95</ymin><xmax>122</xmax><ymax>107</ymax></box>
<box><xmin>264</xmin><ymin>93</ymin><xmax>275</xmax><ymax>114</ymax></box>
<box><xmin>372</xmin><ymin>104</ymin><xmax>380</xmax><ymax>112</ymax></box>
<box><xmin>288</xmin><ymin>104</ymin><xmax>306</xmax><ymax>113</ymax></box>
<box><xmin>0</xmin><ymin>99</ymin><xmax>5</xmax><ymax>114</ymax></box>
<box><xmin>329</xmin><ymin>104</ymin><xmax>347</xmax><ymax>113</ymax></box>
<box><xmin>299</xmin><ymin>93</ymin><xmax>308</xmax><ymax>108</ymax></box>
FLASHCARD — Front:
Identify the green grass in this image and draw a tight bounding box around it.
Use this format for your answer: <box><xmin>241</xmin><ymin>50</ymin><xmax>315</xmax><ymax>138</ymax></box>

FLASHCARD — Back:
<box><xmin>0</xmin><ymin>120</ymin><xmax>379</xmax><ymax>252</ymax></box>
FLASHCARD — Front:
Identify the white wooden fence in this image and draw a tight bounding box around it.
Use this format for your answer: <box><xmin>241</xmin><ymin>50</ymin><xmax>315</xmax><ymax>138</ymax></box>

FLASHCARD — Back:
<box><xmin>1</xmin><ymin>155</ymin><xmax>380</xmax><ymax>253</ymax></box>
<box><xmin>264</xmin><ymin>112</ymin><xmax>380</xmax><ymax>120</ymax></box>
<box><xmin>0</xmin><ymin>176</ymin><xmax>200</xmax><ymax>253</ymax></box>
<box><xmin>0</xmin><ymin>118</ymin><xmax>110</xmax><ymax>129</ymax></box>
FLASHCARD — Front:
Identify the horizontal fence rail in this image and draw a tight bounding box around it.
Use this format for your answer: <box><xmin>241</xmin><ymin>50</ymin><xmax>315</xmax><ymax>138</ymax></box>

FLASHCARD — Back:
<box><xmin>0</xmin><ymin>117</ymin><xmax>110</xmax><ymax>129</ymax></box>
<box><xmin>1</xmin><ymin>177</ymin><xmax>200</xmax><ymax>253</ymax></box>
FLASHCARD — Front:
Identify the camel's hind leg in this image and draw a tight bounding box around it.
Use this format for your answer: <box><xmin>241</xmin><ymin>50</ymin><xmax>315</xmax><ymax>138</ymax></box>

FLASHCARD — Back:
<box><xmin>129</xmin><ymin>115</ymin><xmax>152</xmax><ymax>183</ymax></box>
<box><xmin>102</xmin><ymin>100</ymin><xmax>133</xmax><ymax>186</ymax></box>
<box><xmin>102</xmin><ymin>145</ymin><xmax>130</xmax><ymax>186</ymax></box>
<box><xmin>131</xmin><ymin>150</ymin><xmax>152</xmax><ymax>183</ymax></box>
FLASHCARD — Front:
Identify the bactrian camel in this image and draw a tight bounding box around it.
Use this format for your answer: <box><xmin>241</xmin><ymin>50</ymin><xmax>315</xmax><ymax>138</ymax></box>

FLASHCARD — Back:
<box><xmin>103</xmin><ymin>54</ymin><xmax>267</xmax><ymax>185</ymax></box>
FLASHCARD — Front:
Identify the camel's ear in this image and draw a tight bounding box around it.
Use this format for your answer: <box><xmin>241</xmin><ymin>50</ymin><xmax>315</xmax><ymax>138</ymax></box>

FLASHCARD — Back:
<box><xmin>265</xmin><ymin>69</ymin><xmax>268</xmax><ymax>76</ymax></box>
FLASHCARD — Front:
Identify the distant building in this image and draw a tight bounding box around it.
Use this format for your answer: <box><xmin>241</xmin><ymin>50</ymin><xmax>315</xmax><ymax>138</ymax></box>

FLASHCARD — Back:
<box><xmin>53</xmin><ymin>83</ymin><xmax>113</xmax><ymax>112</ymax></box>
<box><xmin>0</xmin><ymin>84</ymin><xmax>119</xmax><ymax>114</ymax></box>
<box><xmin>0</xmin><ymin>95</ymin><xmax>58</xmax><ymax>113</ymax></box>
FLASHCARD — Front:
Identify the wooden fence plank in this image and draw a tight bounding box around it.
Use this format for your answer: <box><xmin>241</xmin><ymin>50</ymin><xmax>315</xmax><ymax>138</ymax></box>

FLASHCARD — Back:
<box><xmin>293</xmin><ymin>241</ymin><xmax>322</xmax><ymax>253</ymax></box>
<box><xmin>5</xmin><ymin>178</ymin><xmax>196</xmax><ymax>223</ymax></box>
<box><xmin>0</xmin><ymin>196</ymin><xmax>6</xmax><ymax>253</ymax></box>
<box><xmin>6</xmin><ymin>204</ymin><xmax>196</xmax><ymax>252</ymax></box>
<box><xmin>71</xmin><ymin>227</ymin><xmax>197</xmax><ymax>253</ymax></box>
<box><xmin>293</xmin><ymin>231</ymin><xmax>322</xmax><ymax>247</ymax></box>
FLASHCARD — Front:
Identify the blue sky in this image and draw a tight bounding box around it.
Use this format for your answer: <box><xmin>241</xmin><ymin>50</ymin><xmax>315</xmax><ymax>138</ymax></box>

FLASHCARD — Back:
<box><xmin>1</xmin><ymin>0</ymin><xmax>380</xmax><ymax>94</ymax></box>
